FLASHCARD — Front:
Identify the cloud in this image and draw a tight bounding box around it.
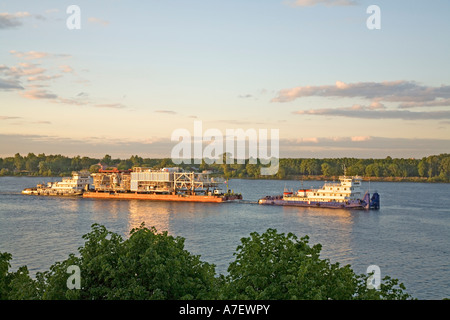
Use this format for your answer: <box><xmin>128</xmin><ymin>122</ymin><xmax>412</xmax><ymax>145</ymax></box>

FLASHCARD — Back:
<box><xmin>9</xmin><ymin>50</ymin><xmax>71</xmax><ymax>60</ymax></box>
<box><xmin>27</xmin><ymin>74</ymin><xmax>62</xmax><ymax>82</ymax></box>
<box><xmin>95</xmin><ymin>103</ymin><xmax>127</xmax><ymax>109</ymax></box>
<box><xmin>0</xmin><ymin>12</ymin><xmax>31</xmax><ymax>29</ymax></box>
<box><xmin>278</xmin><ymin>136</ymin><xmax>450</xmax><ymax>158</ymax></box>
<box><xmin>285</xmin><ymin>0</ymin><xmax>358</xmax><ymax>7</ymax></box>
<box><xmin>0</xmin><ymin>78</ymin><xmax>24</xmax><ymax>90</ymax></box>
<box><xmin>59</xmin><ymin>65</ymin><xmax>74</xmax><ymax>73</ymax></box>
<box><xmin>294</xmin><ymin>104</ymin><xmax>450</xmax><ymax>120</ymax></box>
<box><xmin>18</xmin><ymin>87</ymin><xmax>90</xmax><ymax>106</ymax></box>
<box><xmin>1</xmin><ymin>133</ymin><xmax>449</xmax><ymax>159</ymax></box>
<box><xmin>155</xmin><ymin>110</ymin><xmax>177</xmax><ymax>115</ymax></box>
<box><xmin>0</xmin><ymin>63</ymin><xmax>47</xmax><ymax>79</ymax></box>
<box><xmin>0</xmin><ymin>134</ymin><xmax>174</xmax><ymax>158</ymax></box>
<box><xmin>398</xmin><ymin>98</ymin><xmax>450</xmax><ymax>109</ymax></box>
<box><xmin>20</xmin><ymin>89</ymin><xmax>58</xmax><ymax>100</ymax></box>
<box><xmin>272</xmin><ymin>80</ymin><xmax>450</xmax><ymax>104</ymax></box>
<box><xmin>33</xmin><ymin>120</ymin><xmax>51</xmax><ymax>124</ymax></box>
<box><xmin>88</xmin><ymin>17</ymin><xmax>110</xmax><ymax>26</ymax></box>
<box><xmin>0</xmin><ymin>116</ymin><xmax>22</xmax><ymax>120</ymax></box>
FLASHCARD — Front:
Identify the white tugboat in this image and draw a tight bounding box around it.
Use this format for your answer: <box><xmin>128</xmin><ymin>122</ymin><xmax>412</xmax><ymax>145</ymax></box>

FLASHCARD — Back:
<box><xmin>22</xmin><ymin>171</ymin><xmax>91</xmax><ymax>196</ymax></box>
<box><xmin>258</xmin><ymin>175</ymin><xmax>380</xmax><ymax>210</ymax></box>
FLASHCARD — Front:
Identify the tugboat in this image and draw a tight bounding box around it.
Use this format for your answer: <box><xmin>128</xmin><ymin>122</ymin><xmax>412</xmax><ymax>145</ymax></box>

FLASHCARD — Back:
<box><xmin>258</xmin><ymin>175</ymin><xmax>380</xmax><ymax>210</ymax></box>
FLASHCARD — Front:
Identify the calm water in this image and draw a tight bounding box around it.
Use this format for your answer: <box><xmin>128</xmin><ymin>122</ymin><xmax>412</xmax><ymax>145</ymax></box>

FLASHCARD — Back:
<box><xmin>0</xmin><ymin>176</ymin><xmax>449</xmax><ymax>299</ymax></box>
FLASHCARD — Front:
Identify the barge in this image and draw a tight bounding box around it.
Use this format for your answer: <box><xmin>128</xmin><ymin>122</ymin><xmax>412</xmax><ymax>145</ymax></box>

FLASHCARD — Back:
<box><xmin>22</xmin><ymin>167</ymin><xmax>242</xmax><ymax>203</ymax></box>
<box><xmin>258</xmin><ymin>175</ymin><xmax>380</xmax><ymax>210</ymax></box>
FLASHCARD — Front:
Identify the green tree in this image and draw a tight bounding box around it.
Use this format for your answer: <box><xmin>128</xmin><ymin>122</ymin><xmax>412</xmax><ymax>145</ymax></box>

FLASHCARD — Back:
<box><xmin>89</xmin><ymin>164</ymin><xmax>101</xmax><ymax>173</ymax></box>
<box><xmin>101</xmin><ymin>154</ymin><xmax>112</xmax><ymax>166</ymax></box>
<box><xmin>14</xmin><ymin>153</ymin><xmax>24</xmax><ymax>171</ymax></box>
<box><xmin>221</xmin><ymin>229</ymin><xmax>412</xmax><ymax>300</ymax></box>
<box><xmin>0</xmin><ymin>252</ymin><xmax>39</xmax><ymax>300</ymax></box>
<box><xmin>35</xmin><ymin>223</ymin><xmax>217</xmax><ymax>300</ymax></box>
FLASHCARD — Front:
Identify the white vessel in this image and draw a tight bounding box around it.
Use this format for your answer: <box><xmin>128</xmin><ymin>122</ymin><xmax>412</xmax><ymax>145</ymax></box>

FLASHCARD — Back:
<box><xmin>259</xmin><ymin>176</ymin><xmax>380</xmax><ymax>209</ymax></box>
<box><xmin>22</xmin><ymin>171</ymin><xmax>91</xmax><ymax>196</ymax></box>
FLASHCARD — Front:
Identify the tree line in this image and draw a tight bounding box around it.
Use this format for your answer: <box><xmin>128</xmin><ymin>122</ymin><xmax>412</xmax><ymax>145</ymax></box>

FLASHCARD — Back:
<box><xmin>1</xmin><ymin>152</ymin><xmax>449</xmax><ymax>182</ymax></box>
<box><xmin>0</xmin><ymin>224</ymin><xmax>414</xmax><ymax>300</ymax></box>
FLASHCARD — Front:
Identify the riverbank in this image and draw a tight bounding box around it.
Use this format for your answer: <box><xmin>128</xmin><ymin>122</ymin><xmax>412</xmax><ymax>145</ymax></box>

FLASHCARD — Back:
<box><xmin>2</xmin><ymin>173</ymin><xmax>448</xmax><ymax>183</ymax></box>
<box><xmin>286</xmin><ymin>175</ymin><xmax>439</xmax><ymax>183</ymax></box>
<box><xmin>232</xmin><ymin>175</ymin><xmax>449</xmax><ymax>183</ymax></box>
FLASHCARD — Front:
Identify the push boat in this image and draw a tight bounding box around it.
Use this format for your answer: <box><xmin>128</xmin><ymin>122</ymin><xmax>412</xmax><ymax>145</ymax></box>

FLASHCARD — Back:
<box><xmin>258</xmin><ymin>175</ymin><xmax>380</xmax><ymax>210</ymax></box>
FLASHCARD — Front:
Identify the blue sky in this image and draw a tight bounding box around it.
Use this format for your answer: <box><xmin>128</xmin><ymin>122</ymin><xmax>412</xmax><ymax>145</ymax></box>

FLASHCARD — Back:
<box><xmin>1</xmin><ymin>0</ymin><xmax>450</xmax><ymax>159</ymax></box>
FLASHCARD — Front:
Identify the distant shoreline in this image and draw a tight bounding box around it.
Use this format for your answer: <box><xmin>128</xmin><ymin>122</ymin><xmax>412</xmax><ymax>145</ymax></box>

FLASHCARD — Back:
<box><xmin>2</xmin><ymin>173</ymin><xmax>448</xmax><ymax>183</ymax></box>
<box><xmin>228</xmin><ymin>175</ymin><xmax>448</xmax><ymax>183</ymax></box>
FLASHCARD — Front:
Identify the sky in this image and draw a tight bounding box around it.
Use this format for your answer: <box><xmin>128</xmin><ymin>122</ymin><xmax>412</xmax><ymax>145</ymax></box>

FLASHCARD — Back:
<box><xmin>1</xmin><ymin>0</ymin><xmax>450</xmax><ymax>159</ymax></box>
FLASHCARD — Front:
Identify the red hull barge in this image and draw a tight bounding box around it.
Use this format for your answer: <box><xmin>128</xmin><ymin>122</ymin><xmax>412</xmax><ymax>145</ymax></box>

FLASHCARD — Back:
<box><xmin>83</xmin><ymin>191</ymin><xmax>242</xmax><ymax>203</ymax></box>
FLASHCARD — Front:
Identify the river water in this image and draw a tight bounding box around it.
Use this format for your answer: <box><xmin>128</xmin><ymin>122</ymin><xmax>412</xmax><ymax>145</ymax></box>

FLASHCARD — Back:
<box><xmin>0</xmin><ymin>176</ymin><xmax>449</xmax><ymax>299</ymax></box>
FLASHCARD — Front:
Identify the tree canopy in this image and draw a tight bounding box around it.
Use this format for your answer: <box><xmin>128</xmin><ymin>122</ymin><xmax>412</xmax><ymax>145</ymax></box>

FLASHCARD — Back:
<box><xmin>1</xmin><ymin>224</ymin><xmax>414</xmax><ymax>300</ymax></box>
<box><xmin>1</xmin><ymin>153</ymin><xmax>449</xmax><ymax>182</ymax></box>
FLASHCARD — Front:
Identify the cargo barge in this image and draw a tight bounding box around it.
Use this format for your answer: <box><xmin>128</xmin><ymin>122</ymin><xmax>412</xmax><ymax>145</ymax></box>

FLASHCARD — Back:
<box><xmin>258</xmin><ymin>175</ymin><xmax>380</xmax><ymax>210</ymax></box>
<box><xmin>22</xmin><ymin>167</ymin><xmax>242</xmax><ymax>203</ymax></box>
<box><xmin>82</xmin><ymin>191</ymin><xmax>239</xmax><ymax>202</ymax></box>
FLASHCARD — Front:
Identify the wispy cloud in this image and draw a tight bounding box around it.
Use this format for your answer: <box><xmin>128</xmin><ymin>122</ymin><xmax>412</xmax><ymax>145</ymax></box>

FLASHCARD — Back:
<box><xmin>0</xmin><ymin>116</ymin><xmax>22</xmax><ymax>120</ymax></box>
<box><xmin>88</xmin><ymin>17</ymin><xmax>110</xmax><ymax>26</ymax></box>
<box><xmin>155</xmin><ymin>110</ymin><xmax>177</xmax><ymax>115</ymax></box>
<box><xmin>272</xmin><ymin>80</ymin><xmax>450</xmax><ymax>103</ymax></box>
<box><xmin>398</xmin><ymin>98</ymin><xmax>450</xmax><ymax>109</ymax></box>
<box><xmin>1</xmin><ymin>63</ymin><xmax>46</xmax><ymax>78</ymax></box>
<box><xmin>95</xmin><ymin>103</ymin><xmax>127</xmax><ymax>109</ymax></box>
<box><xmin>59</xmin><ymin>65</ymin><xmax>74</xmax><ymax>73</ymax></box>
<box><xmin>1</xmin><ymin>133</ymin><xmax>449</xmax><ymax>159</ymax></box>
<box><xmin>0</xmin><ymin>78</ymin><xmax>23</xmax><ymax>90</ymax></box>
<box><xmin>0</xmin><ymin>134</ymin><xmax>173</xmax><ymax>158</ymax></box>
<box><xmin>278</xmin><ymin>135</ymin><xmax>450</xmax><ymax>158</ymax></box>
<box><xmin>294</xmin><ymin>105</ymin><xmax>450</xmax><ymax>120</ymax></box>
<box><xmin>274</xmin><ymin>80</ymin><xmax>450</xmax><ymax>121</ymax></box>
<box><xmin>0</xmin><ymin>12</ymin><xmax>31</xmax><ymax>29</ymax></box>
<box><xmin>9</xmin><ymin>50</ymin><xmax>71</xmax><ymax>60</ymax></box>
<box><xmin>285</xmin><ymin>0</ymin><xmax>358</xmax><ymax>7</ymax></box>
<box><xmin>26</xmin><ymin>74</ymin><xmax>62</xmax><ymax>82</ymax></box>
<box><xmin>20</xmin><ymin>89</ymin><xmax>58</xmax><ymax>100</ymax></box>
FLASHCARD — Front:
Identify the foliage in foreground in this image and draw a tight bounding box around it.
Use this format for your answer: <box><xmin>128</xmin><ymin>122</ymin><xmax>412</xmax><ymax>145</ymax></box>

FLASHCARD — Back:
<box><xmin>1</xmin><ymin>224</ymin><xmax>414</xmax><ymax>300</ymax></box>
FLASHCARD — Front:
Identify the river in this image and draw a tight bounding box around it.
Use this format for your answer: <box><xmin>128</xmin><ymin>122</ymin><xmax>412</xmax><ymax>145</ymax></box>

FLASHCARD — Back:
<box><xmin>0</xmin><ymin>176</ymin><xmax>449</xmax><ymax>299</ymax></box>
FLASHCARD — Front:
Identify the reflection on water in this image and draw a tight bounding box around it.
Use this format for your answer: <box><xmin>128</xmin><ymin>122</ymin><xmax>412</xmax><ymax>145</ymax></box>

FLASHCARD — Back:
<box><xmin>128</xmin><ymin>200</ymin><xmax>171</xmax><ymax>233</ymax></box>
<box><xmin>60</xmin><ymin>197</ymin><xmax>81</xmax><ymax>213</ymax></box>
<box><xmin>280</xmin><ymin>206</ymin><xmax>355</xmax><ymax>265</ymax></box>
